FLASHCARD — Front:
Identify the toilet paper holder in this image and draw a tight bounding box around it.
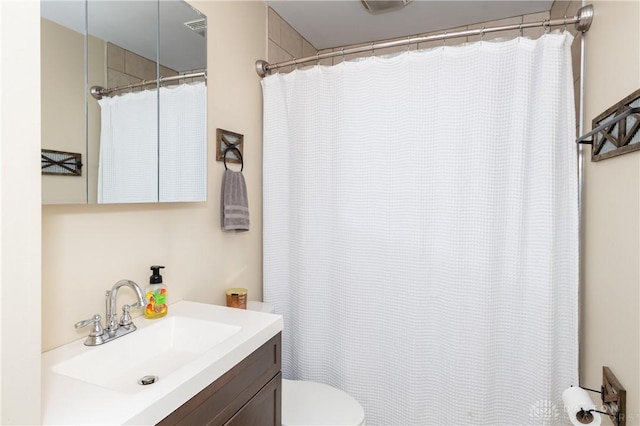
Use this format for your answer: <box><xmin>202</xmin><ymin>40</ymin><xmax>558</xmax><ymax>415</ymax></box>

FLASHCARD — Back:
<box><xmin>578</xmin><ymin>366</ymin><xmax>626</xmax><ymax>426</ymax></box>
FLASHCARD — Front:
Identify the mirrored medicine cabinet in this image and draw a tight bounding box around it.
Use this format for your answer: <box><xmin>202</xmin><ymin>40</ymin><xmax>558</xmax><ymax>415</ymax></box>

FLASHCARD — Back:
<box><xmin>41</xmin><ymin>0</ymin><xmax>207</xmax><ymax>205</ymax></box>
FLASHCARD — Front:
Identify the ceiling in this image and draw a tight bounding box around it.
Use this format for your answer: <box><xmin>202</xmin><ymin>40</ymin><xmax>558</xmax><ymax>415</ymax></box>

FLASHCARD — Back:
<box><xmin>264</xmin><ymin>0</ymin><xmax>555</xmax><ymax>50</ymax></box>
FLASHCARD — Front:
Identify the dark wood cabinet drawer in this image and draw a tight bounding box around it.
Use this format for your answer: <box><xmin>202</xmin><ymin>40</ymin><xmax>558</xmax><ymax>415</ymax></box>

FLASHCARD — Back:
<box><xmin>225</xmin><ymin>372</ymin><xmax>282</xmax><ymax>426</ymax></box>
<box><xmin>158</xmin><ymin>332</ymin><xmax>281</xmax><ymax>426</ymax></box>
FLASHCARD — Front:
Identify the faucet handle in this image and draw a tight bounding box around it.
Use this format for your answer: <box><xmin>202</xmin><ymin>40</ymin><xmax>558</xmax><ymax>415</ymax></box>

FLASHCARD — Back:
<box><xmin>75</xmin><ymin>314</ymin><xmax>104</xmax><ymax>337</ymax></box>
<box><xmin>119</xmin><ymin>305</ymin><xmax>133</xmax><ymax>327</ymax></box>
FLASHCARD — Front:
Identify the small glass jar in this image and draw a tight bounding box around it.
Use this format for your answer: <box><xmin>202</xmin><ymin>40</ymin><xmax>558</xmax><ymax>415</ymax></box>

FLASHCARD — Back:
<box><xmin>226</xmin><ymin>288</ymin><xmax>247</xmax><ymax>309</ymax></box>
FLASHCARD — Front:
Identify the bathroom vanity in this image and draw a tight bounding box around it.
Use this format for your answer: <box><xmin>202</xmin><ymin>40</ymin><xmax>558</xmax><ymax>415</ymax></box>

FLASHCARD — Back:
<box><xmin>41</xmin><ymin>301</ymin><xmax>283</xmax><ymax>425</ymax></box>
<box><xmin>159</xmin><ymin>333</ymin><xmax>281</xmax><ymax>425</ymax></box>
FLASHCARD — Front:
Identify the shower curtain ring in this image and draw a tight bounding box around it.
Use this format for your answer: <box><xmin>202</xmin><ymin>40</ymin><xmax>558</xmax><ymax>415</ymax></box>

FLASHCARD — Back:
<box><xmin>341</xmin><ymin>48</ymin><xmax>345</xmax><ymax>62</ymax></box>
<box><xmin>293</xmin><ymin>57</ymin><xmax>297</xmax><ymax>69</ymax></box>
<box><xmin>316</xmin><ymin>51</ymin><xmax>320</xmax><ymax>65</ymax></box>
<box><xmin>519</xmin><ymin>23</ymin><xmax>524</xmax><ymax>37</ymax></box>
<box><xmin>544</xmin><ymin>19</ymin><xmax>550</xmax><ymax>33</ymax></box>
<box><xmin>443</xmin><ymin>32</ymin><xmax>447</xmax><ymax>46</ymax></box>
<box><xmin>370</xmin><ymin>42</ymin><xmax>375</xmax><ymax>57</ymax></box>
<box><xmin>563</xmin><ymin>16</ymin><xmax>568</xmax><ymax>31</ymax></box>
<box><xmin>406</xmin><ymin>36</ymin><xmax>411</xmax><ymax>52</ymax></box>
<box><xmin>481</xmin><ymin>27</ymin><xmax>485</xmax><ymax>40</ymax></box>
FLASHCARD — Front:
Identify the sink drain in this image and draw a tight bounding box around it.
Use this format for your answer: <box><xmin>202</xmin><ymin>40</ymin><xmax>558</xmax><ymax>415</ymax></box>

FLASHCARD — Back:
<box><xmin>138</xmin><ymin>375</ymin><xmax>159</xmax><ymax>386</ymax></box>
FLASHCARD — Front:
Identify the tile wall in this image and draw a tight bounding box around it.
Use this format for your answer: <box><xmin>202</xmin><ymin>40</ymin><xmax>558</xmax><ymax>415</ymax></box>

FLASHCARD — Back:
<box><xmin>267</xmin><ymin>8</ymin><xmax>316</xmax><ymax>73</ymax></box>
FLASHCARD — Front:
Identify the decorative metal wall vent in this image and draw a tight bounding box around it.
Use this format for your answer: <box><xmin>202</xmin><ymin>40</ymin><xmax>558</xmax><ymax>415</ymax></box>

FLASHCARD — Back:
<box><xmin>577</xmin><ymin>88</ymin><xmax>640</xmax><ymax>162</ymax></box>
<box><xmin>41</xmin><ymin>149</ymin><xmax>83</xmax><ymax>176</ymax></box>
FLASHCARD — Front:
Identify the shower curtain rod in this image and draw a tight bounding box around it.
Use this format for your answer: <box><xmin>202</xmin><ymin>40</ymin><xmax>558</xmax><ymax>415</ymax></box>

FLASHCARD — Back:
<box><xmin>90</xmin><ymin>71</ymin><xmax>207</xmax><ymax>100</ymax></box>
<box><xmin>255</xmin><ymin>4</ymin><xmax>593</xmax><ymax>77</ymax></box>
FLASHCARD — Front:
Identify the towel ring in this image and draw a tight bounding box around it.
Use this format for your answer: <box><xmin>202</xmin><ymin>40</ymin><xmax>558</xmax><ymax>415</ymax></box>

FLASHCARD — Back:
<box><xmin>223</xmin><ymin>145</ymin><xmax>244</xmax><ymax>172</ymax></box>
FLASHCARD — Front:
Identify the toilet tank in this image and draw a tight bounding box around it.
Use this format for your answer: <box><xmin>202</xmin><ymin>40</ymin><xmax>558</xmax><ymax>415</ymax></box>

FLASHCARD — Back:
<box><xmin>247</xmin><ymin>301</ymin><xmax>276</xmax><ymax>314</ymax></box>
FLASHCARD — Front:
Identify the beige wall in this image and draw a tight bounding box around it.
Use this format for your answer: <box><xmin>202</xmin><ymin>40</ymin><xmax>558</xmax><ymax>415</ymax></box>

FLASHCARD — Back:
<box><xmin>0</xmin><ymin>1</ymin><xmax>42</xmax><ymax>424</ymax></box>
<box><xmin>41</xmin><ymin>0</ymin><xmax>267</xmax><ymax>351</ymax></box>
<box><xmin>582</xmin><ymin>1</ymin><xmax>640</xmax><ymax>424</ymax></box>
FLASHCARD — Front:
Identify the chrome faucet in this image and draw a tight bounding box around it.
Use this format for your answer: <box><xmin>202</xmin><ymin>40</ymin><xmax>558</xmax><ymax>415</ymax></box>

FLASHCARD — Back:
<box><xmin>106</xmin><ymin>279</ymin><xmax>146</xmax><ymax>333</ymax></box>
<box><xmin>75</xmin><ymin>279</ymin><xmax>147</xmax><ymax>346</ymax></box>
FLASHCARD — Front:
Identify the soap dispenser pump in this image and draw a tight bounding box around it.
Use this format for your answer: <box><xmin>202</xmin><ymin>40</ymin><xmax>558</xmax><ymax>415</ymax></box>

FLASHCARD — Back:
<box><xmin>144</xmin><ymin>265</ymin><xmax>168</xmax><ymax>319</ymax></box>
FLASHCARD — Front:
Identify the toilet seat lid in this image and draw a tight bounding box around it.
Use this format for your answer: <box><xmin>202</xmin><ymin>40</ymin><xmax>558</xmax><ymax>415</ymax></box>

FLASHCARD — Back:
<box><xmin>282</xmin><ymin>379</ymin><xmax>365</xmax><ymax>426</ymax></box>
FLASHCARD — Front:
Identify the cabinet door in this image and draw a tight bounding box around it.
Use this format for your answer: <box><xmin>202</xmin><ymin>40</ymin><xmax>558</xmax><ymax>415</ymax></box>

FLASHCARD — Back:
<box><xmin>225</xmin><ymin>372</ymin><xmax>282</xmax><ymax>426</ymax></box>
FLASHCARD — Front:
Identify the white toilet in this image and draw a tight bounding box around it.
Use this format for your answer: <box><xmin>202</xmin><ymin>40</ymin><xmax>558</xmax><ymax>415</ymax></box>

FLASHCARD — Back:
<box><xmin>248</xmin><ymin>301</ymin><xmax>366</xmax><ymax>426</ymax></box>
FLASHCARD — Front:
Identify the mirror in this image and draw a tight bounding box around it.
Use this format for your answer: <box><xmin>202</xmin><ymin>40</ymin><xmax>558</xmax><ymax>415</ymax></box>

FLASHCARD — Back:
<box><xmin>41</xmin><ymin>0</ymin><xmax>207</xmax><ymax>204</ymax></box>
<box><xmin>41</xmin><ymin>0</ymin><xmax>86</xmax><ymax>204</ymax></box>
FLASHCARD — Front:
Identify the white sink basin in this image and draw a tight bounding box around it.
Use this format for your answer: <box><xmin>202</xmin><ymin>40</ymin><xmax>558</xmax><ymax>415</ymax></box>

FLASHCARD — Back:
<box><xmin>51</xmin><ymin>316</ymin><xmax>241</xmax><ymax>394</ymax></box>
<box><xmin>42</xmin><ymin>300</ymin><xmax>283</xmax><ymax>425</ymax></box>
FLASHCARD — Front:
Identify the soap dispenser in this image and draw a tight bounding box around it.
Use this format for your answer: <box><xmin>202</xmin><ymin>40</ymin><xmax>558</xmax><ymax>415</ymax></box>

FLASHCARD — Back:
<box><xmin>144</xmin><ymin>265</ymin><xmax>168</xmax><ymax>319</ymax></box>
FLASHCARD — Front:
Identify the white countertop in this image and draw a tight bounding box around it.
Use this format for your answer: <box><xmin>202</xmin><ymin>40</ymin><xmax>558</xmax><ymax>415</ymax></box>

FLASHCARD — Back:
<box><xmin>41</xmin><ymin>300</ymin><xmax>283</xmax><ymax>425</ymax></box>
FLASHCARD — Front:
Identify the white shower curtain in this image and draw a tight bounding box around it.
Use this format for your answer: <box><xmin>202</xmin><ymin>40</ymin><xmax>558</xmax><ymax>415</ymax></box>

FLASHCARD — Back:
<box><xmin>262</xmin><ymin>32</ymin><xmax>578</xmax><ymax>425</ymax></box>
<box><xmin>98</xmin><ymin>89</ymin><xmax>158</xmax><ymax>203</ymax></box>
<box><xmin>98</xmin><ymin>82</ymin><xmax>207</xmax><ymax>203</ymax></box>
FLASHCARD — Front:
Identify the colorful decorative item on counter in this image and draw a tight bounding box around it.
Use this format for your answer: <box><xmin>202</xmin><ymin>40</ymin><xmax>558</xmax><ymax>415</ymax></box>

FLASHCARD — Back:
<box><xmin>145</xmin><ymin>265</ymin><xmax>168</xmax><ymax>319</ymax></box>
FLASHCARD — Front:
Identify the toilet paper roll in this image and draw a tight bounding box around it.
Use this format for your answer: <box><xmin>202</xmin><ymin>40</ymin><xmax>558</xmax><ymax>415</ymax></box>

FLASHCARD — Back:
<box><xmin>562</xmin><ymin>387</ymin><xmax>602</xmax><ymax>426</ymax></box>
